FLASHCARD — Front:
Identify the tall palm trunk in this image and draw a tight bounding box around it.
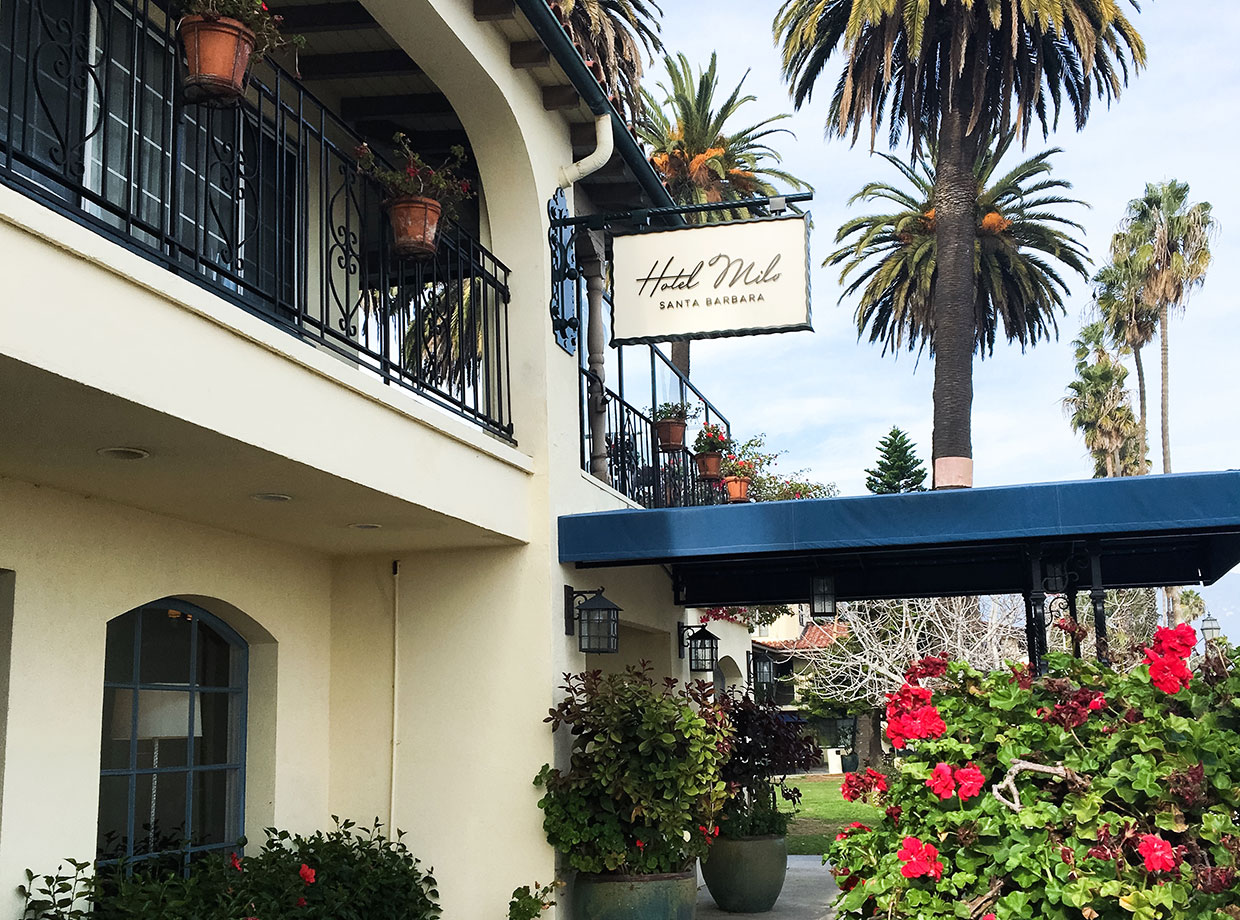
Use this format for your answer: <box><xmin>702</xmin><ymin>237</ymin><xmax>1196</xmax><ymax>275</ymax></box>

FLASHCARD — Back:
<box><xmin>1132</xmin><ymin>343</ymin><xmax>1148</xmax><ymax>474</ymax></box>
<box><xmin>1159</xmin><ymin>304</ymin><xmax>1171</xmax><ymax>474</ymax></box>
<box><xmin>930</xmin><ymin>110</ymin><xmax>978</xmax><ymax>488</ymax></box>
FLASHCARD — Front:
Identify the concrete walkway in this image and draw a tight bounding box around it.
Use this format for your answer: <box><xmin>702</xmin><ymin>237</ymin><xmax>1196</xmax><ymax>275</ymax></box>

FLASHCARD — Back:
<box><xmin>696</xmin><ymin>855</ymin><xmax>838</xmax><ymax>920</ymax></box>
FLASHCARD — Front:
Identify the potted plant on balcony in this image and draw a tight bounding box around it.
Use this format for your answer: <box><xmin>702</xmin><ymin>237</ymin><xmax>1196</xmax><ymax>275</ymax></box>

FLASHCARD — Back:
<box><xmin>701</xmin><ymin>692</ymin><xmax>822</xmax><ymax>913</ymax></box>
<box><xmin>721</xmin><ymin>453</ymin><xmax>756</xmax><ymax>502</ymax></box>
<box><xmin>692</xmin><ymin>423</ymin><xmax>730</xmax><ymax>480</ymax></box>
<box><xmin>534</xmin><ymin>664</ymin><xmax>730</xmax><ymax>920</ymax></box>
<box><xmin>651</xmin><ymin>402</ymin><xmax>700</xmax><ymax>452</ymax></box>
<box><xmin>355</xmin><ymin>134</ymin><xmax>475</xmax><ymax>258</ymax></box>
<box><xmin>176</xmin><ymin>0</ymin><xmax>301</xmax><ymax>103</ymax></box>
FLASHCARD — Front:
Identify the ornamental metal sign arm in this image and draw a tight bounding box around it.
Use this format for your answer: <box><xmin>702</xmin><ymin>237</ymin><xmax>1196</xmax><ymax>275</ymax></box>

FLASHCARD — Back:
<box><xmin>549</xmin><ymin>192</ymin><xmax>815</xmax><ymax>230</ymax></box>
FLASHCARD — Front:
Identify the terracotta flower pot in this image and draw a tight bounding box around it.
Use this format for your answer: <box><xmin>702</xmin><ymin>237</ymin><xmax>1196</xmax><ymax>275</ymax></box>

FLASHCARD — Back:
<box><xmin>387</xmin><ymin>196</ymin><xmax>443</xmax><ymax>258</ymax></box>
<box><xmin>654</xmin><ymin>419</ymin><xmax>687</xmax><ymax>451</ymax></box>
<box><xmin>179</xmin><ymin>15</ymin><xmax>255</xmax><ymax>103</ymax></box>
<box><xmin>723</xmin><ymin>476</ymin><xmax>751</xmax><ymax>502</ymax></box>
<box><xmin>694</xmin><ymin>451</ymin><xmax>722</xmax><ymax>480</ymax></box>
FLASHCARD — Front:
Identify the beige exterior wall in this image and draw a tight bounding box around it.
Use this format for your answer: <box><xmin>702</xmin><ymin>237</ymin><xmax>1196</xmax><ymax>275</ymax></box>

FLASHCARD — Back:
<box><xmin>0</xmin><ymin>2</ymin><xmax>707</xmax><ymax>919</ymax></box>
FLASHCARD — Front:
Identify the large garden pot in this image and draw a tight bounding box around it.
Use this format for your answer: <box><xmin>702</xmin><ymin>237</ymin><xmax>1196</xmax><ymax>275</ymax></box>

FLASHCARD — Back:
<box><xmin>572</xmin><ymin>870</ymin><xmax>697</xmax><ymax>920</ymax></box>
<box><xmin>694</xmin><ymin>451</ymin><xmax>722</xmax><ymax>480</ymax></box>
<box><xmin>179</xmin><ymin>16</ymin><xmax>254</xmax><ymax>103</ymax></box>
<box><xmin>700</xmin><ymin>835</ymin><xmax>787</xmax><ymax>913</ymax></box>
<box><xmin>722</xmin><ymin>475</ymin><xmax>751</xmax><ymax>502</ymax></box>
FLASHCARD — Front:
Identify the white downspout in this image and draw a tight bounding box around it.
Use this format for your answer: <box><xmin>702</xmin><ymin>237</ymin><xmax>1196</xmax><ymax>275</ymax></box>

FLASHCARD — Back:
<box><xmin>558</xmin><ymin>113</ymin><xmax>614</xmax><ymax>188</ymax></box>
<box><xmin>389</xmin><ymin>560</ymin><xmax>400</xmax><ymax>831</ymax></box>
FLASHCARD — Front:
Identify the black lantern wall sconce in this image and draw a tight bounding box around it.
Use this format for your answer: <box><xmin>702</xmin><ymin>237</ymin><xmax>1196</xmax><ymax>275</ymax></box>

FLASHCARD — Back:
<box><xmin>810</xmin><ymin>575</ymin><xmax>836</xmax><ymax>620</ymax></box>
<box><xmin>564</xmin><ymin>586</ymin><xmax>621</xmax><ymax>654</ymax></box>
<box><xmin>678</xmin><ymin>623</ymin><xmax>719</xmax><ymax>673</ymax></box>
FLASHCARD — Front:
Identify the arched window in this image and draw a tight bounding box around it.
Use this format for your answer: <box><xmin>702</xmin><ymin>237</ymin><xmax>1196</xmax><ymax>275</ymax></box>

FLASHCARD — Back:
<box><xmin>97</xmin><ymin>600</ymin><xmax>247</xmax><ymax>870</ymax></box>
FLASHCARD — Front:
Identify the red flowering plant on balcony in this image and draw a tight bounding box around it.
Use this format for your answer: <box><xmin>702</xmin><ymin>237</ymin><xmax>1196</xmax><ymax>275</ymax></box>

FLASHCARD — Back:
<box><xmin>826</xmin><ymin>627</ymin><xmax>1240</xmax><ymax>919</ymax></box>
<box><xmin>355</xmin><ymin>134</ymin><xmax>475</xmax><ymax>220</ymax></box>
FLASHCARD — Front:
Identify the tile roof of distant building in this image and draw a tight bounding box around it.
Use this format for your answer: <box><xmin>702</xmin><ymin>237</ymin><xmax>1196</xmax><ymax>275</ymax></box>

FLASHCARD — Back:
<box><xmin>752</xmin><ymin>621</ymin><xmax>847</xmax><ymax>652</ymax></box>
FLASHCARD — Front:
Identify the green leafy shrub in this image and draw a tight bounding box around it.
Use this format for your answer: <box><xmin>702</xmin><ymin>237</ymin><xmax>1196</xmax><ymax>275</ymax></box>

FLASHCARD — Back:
<box><xmin>716</xmin><ymin>691</ymin><xmax>822</xmax><ymax>838</ymax></box>
<box><xmin>535</xmin><ymin>664</ymin><xmax>730</xmax><ymax>875</ymax></box>
<box><xmin>507</xmin><ymin>880</ymin><xmax>561</xmax><ymax>920</ymax></box>
<box><xmin>22</xmin><ymin>818</ymin><xmax>440</xmax><ymax>920</ymax></box>
<box><xmin>827</xmin><ymin>627</ymin><xmax>1240</xmax><ymax>920</ymax></box>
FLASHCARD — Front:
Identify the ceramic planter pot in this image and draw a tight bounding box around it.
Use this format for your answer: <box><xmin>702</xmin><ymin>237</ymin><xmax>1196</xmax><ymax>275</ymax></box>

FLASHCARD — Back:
<box><xmin>179</xmin><ymin>15</ymin><xmax>255</xmax><ymax>103</ymax></box>
<box><xmin>387</xmin><ymin>195</ymin><xmax>443</xmax><ymax>258</ymax></box>
<box><xmin>572</xmin><ymin>870</ymin><xmax>697</xmax><ymax>920</ymax></box>
<box><xmin>700</xmin><ymin>835</ymin><xmax>787</xmax><ymax>913</ymax></box>
<box><xmin>654</xmin><ymin>418</ymin><xmax>687</xmax><ymax>451</ymax></box>
<box><xmin>694</xmin><ymin>451</ymin><xmax>722</xmax><ymax>480</ymax></box>
<box><xmin>722</xmin><ymin>475</ymin><xmax>751</xmax><ymax>502</ymax></box>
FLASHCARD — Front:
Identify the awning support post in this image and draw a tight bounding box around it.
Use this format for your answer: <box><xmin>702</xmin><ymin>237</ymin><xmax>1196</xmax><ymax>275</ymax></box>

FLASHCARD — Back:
<box><xmin>1090</xmin><ymin>550</ymin><xmax>1111</xmax><ymax>666</ymax></box>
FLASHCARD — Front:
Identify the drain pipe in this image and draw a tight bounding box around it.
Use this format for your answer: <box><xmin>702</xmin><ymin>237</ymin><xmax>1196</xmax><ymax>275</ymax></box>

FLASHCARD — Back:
<box><xmin>389</xmin><ymin>559</ymin><xmax>400</xmax><ymax>831</ymax></box>
<box><xmin>559</xmin><ymin>113</ymin><xmax>613</xmax><ymax>189</ymax></box>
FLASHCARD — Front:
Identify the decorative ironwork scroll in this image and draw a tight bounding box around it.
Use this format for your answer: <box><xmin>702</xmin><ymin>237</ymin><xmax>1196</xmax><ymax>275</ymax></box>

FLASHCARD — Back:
<box><xmin>548</xmin><ymin>187</ymin><xmax>579</xmax><ymax>355</ymax></box>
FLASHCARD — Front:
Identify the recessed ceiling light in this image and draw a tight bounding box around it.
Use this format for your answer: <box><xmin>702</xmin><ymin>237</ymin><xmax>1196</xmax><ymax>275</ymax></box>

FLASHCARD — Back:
<box><xmin>250</xmin><ymin>492</ymin><xmax>294</xmax><ymax>503</ymax></box>
<box><xmin>347</xmin><ymin>522</ymin><xmax>383</xmax><ymax>530</ymax></box>
<box><xmin>97</xmin><ymin>446</ymin><xmax>150</xmax><ymax>461</ymax></box>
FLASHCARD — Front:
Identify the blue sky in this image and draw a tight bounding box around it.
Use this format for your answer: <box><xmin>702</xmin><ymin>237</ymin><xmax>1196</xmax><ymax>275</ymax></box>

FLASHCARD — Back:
<box><xmin>655</xmin><ymin>2</ymin><xmax>1240</xmax><ymax>639</ymax></box>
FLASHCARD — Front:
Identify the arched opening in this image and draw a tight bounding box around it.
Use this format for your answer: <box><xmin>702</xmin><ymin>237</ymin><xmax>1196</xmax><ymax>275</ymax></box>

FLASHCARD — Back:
<box><xmin>97</xmin><ymin>598</ymin><xmax>247</xmax><ymax>872</ymax></box>
<box><xmin>715</xmin><ymin>654</ymin><xmax>743</xmax><ymax>698</ymax></box>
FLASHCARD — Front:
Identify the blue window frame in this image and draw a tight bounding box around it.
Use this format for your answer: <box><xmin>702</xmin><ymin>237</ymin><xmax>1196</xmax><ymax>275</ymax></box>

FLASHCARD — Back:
<box><xmin>97</xmin><ymin>600</ymin><xmax>247</xmax><ymax>870</ymax></box>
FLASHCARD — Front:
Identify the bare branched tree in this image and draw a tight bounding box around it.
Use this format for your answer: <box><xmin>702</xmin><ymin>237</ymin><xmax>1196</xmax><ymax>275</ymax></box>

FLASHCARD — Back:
<box><xmin>797</xmin><ymin>596</ymin><xmax>1025</xmax><ymax>767</ymax></box>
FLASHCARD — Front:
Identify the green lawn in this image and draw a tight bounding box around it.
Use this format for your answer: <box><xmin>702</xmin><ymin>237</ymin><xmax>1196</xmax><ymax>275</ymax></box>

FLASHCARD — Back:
<box><xmin>785</xmin><ymin>775</ymin><xmax>881</xmax><ymax>857</ymax></box>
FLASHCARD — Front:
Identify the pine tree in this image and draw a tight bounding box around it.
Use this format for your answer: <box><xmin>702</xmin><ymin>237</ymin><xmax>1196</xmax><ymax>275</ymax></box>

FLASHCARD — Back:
<box><xmin>865</xmin><ymin>427</ymin><xmax>928</xmax><ymax>494</ymax></box>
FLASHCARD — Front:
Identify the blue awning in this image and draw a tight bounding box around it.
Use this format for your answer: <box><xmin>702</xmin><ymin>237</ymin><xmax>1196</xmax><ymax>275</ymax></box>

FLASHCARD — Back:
<box><xmin>559</xmin><ymin>472</ymin><xmax>1240</xmax><ymax>606</ymax></box>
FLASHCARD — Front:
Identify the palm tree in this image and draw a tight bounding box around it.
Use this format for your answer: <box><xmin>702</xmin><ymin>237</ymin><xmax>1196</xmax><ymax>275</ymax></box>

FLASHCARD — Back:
<box><xmin>637</xmin><ymin>52</ymin><xmax>810</xmax><ymax>376</ymax></box>
<box><xmin>831</xmin><ymin>134</ymin><xmax>1089</xmax><ymax>362</ymax></box>
<box><xmin>1093</xmin><ymin>245</ymin><xmax>1157</xmax><ymax>473</ymax></box>
<box><xmin>1063</xmin><ymin>323</ymin><xmax>1140</xmax><ymax>479</ymax></box>
<box><xmin>1113</xmin><ymin>181</ymin><xmax>1215</xmax><ymax>475</ymax></box>
<box><xmin>558</xmin><ymin>0</ymin><xmax>663</xmax><ymax>121</ymax></box>
<box><xmin>774</xmin><ymin>0</ymin><xmax>1145</xmax><ymax>487</ymax></box>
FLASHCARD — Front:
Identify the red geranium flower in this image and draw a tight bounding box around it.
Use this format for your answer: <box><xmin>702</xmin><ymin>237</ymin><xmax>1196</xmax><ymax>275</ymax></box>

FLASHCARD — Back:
<box><xmin>299</xmin><ymin>864</ymin><xmax>316</xmax><ymax>885</ymax></box>
<box><xmin>296</xmin><ymin>897</ymin><xmax>307</xmax><ymax>907</ymax></box>
<box><xmin>896</xmin><ymin>836</ymin><xmax>944</xmax><ymax>880</ymax></box>
<box><xmin>1138</xmin><ymin>834</ymin><xmax>1178</xmax><ymax>872</ymax></box>
<box><xmin>954</xmin><ymin>763</ymin><xmax>986</xmax><ymax>801</ymax></box>
<box><xmin>230</xmin><ymin>852</ymin><xmax>242</xmax><ymax>872</ymax></box>
<box><xmin>925</xmin><ymin>763</ymin><xmax>956</xmax><ymax>799</ymax></box>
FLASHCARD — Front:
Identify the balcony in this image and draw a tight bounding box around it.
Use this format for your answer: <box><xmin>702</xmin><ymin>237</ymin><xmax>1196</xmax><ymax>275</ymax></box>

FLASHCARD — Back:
<box><xmin>0</xmin><ymin>0</ymin><xmax>513</xmax><ymax>438</ymax></box>
<box><xmin>578</xmin><ymin>315</ymin><xmax>732</xmax><ymax>509</ymax></box>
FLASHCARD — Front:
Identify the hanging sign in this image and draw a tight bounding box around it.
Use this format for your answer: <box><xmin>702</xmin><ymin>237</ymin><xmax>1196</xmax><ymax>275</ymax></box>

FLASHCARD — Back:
<box><xmin>610</xmin><ymin>213</ymin><xmax>811</xmax><ymax>345</ymax></box>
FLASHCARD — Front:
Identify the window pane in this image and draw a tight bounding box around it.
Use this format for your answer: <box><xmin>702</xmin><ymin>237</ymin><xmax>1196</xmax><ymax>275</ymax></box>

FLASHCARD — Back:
<box><xmin>104</xmin><ymin>612</ymin><xmax>136</xmax><ymax>682</ymax></box>
<box><xmin>99</xmin><ymin>687</ymin><xmax>132</xmax><ymax>770</ymax></box>
<box><xmin>97</xmin><ymin>774</ymin><xmax>130</xmax><ymax>858</ymax></box>
<box><xmin>139</xmin><ymin>608</ymin><xmax>191</xmax><ymax>683</ymax></box>
<box><xmin>195</xmin><ymin>691</ymin><xmax>240</xmax><ymax>766</ymax></box>
<box><xmin>139</xmin><ymin>771</ymin><xmax>189</xmax><ymax>854</ymax></box>
<box><xmin>197</xmin><ymin>625</ymin><xmax>234</xmax><ymax>688</ymax></box>
<box><xmin>192</xmin><ymin>769</ymin><xmax>237</xmax><ymax>847</ymax></box>
<box><xmin>112</xmin><ymin>689</ymin><xmax>193</xmax><ymax>768</ymax></box>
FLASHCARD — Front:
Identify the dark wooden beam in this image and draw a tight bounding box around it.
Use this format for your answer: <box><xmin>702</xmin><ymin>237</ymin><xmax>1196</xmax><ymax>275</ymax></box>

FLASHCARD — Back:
<box><xmin>340</xmin><ymin>93</ymin><xmax>456</xmax><ymax>120</ymax></box>
<box><xmin>299</xmin><ymin>49</ymin><xmax>420</xmax><ymax>80</ymax></box>
<box><xmin>473</xmin><ymin>0</ymin><xmax>515</xmax><ymax>21</ymax></box>
<box><xmin>267</xmin><ymin>1</ymin><xmax>376</xmax><ymax>32</ymax></box>
<box><xmin>542</xmin><ymin>84</ymin><xmax>580</xmax><ymax>111</ymax></box>
<box><xmin>570</xmin><ymin>121</ymin><xmax>597</xmax><ymax>150</ymax></box>
<box><xmin>353</xmin><ymin>121</ymin><xmax>470</xmax><ymax>151</ymax></box>
<box><xmin>509</xmin><ymin>40</ymin><xmax>549</xmax><ymax>69</ymax></box>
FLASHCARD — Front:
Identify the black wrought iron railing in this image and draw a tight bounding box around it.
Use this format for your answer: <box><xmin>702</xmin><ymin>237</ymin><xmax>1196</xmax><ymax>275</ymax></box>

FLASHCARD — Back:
<box><xmin>579</xmin><ymin>367</ymin><xmax>729</xmax><ymax>509</ymax></box>
<box><xmin>0</xmin><ymin>0</ymin><xmax>513</xmax><ymax>437</ymax></box>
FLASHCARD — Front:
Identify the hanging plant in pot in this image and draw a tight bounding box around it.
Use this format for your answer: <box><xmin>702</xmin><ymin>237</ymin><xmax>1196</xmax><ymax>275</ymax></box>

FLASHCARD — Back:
<box><xmin>534</xmin><ymin>664</ymin><xmax>731</xmax><ymax>920</ymax></box>
<box><xmin>692</xmin><ymin>423</ymin><xmax>730</xmax><ymax>480</ymax></box>
<box><xmin>651</xmin><ymin>402</ymin><xmax>700</xmax><ymax>452</ymax></box>
<box><xmin>701</xmin><ymin>691</ymin><xmax>822</xmax><ymax>913</ymax></box>
<box><xmin>355</xmin><ymin>135</ymin><xmax>474</xmax><ymax>259</ymax></box>
<box><xmin>176</xmin><ymin>0</ymin><xmax>300</xmax><ymax>104</ymax></box>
